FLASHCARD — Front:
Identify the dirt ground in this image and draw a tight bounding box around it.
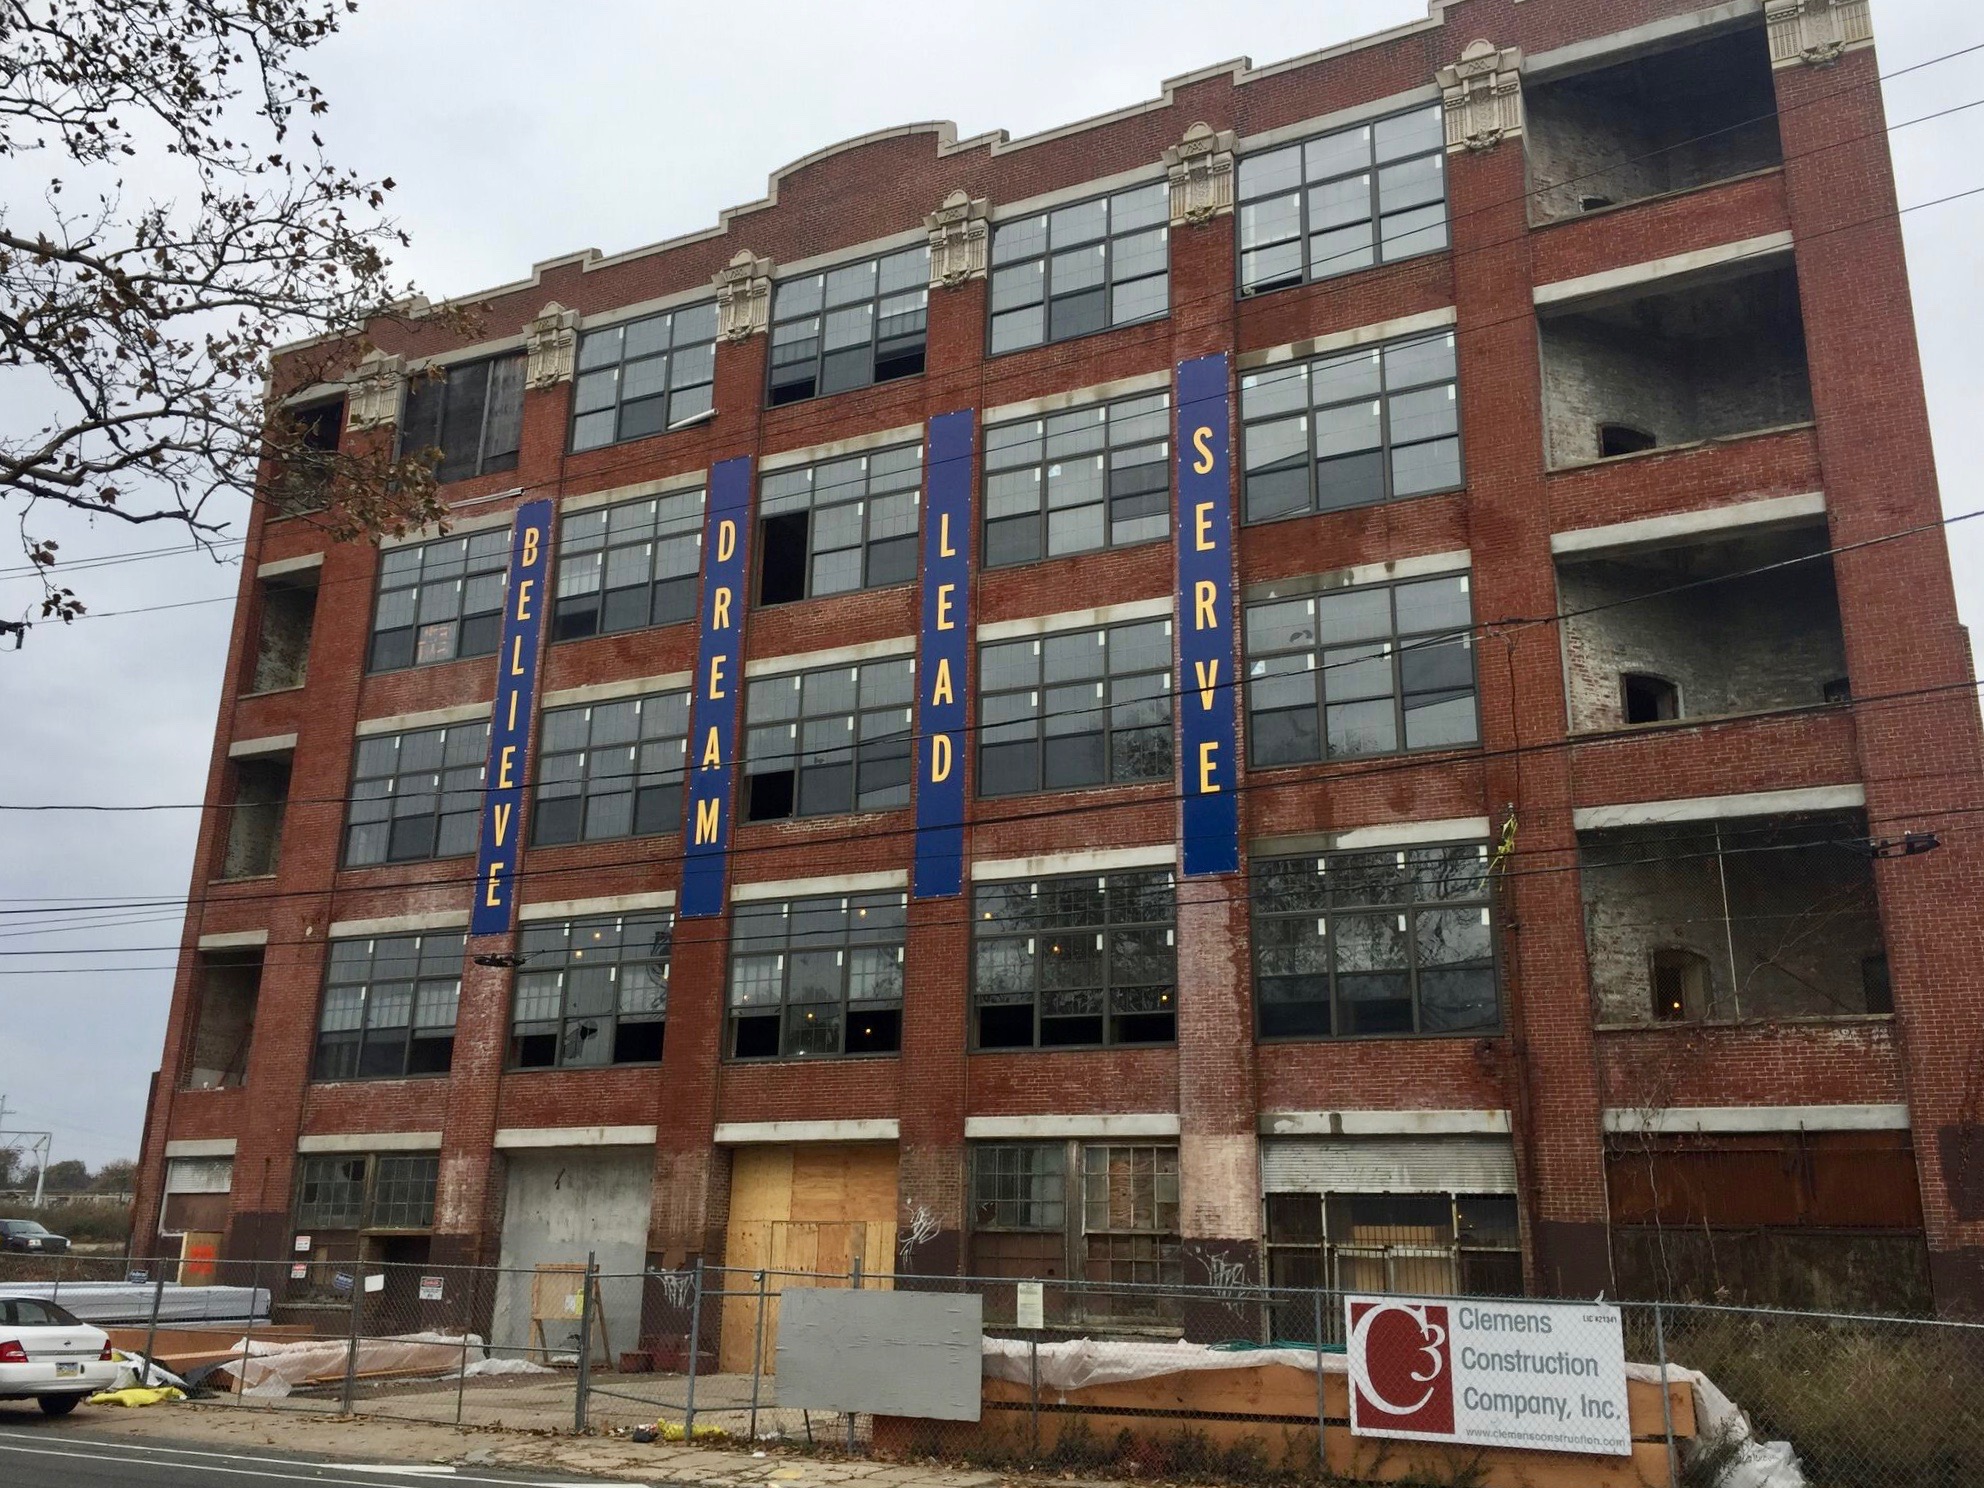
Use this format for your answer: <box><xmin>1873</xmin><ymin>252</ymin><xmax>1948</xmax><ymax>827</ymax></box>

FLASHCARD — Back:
<box><xmin>4</xmin><ymin>1396</ymin><xmax>1010</xmax><ymax>1488</ymax></box>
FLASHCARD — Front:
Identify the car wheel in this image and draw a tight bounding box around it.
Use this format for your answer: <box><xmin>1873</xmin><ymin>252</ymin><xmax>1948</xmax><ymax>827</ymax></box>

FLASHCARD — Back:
<box><xmin>38</xmin><ymin>1394</ymin><xmax>82</xmax><ymax>1417</ymax></box>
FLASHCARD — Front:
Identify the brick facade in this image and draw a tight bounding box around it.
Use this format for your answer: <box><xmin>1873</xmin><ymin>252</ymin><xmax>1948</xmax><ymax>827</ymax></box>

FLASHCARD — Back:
<box><xmin>133</xmin><ymin>0</ymin><xmax>1984</xmax><ymax>1314</ymax></box>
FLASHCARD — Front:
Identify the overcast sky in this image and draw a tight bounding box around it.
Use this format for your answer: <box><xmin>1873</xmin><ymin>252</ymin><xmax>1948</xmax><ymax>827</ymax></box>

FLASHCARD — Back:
<box><xmin>3</xmin><ymin>0</ymin><xmax>1980</xmax><ymax>1172</ymax></box>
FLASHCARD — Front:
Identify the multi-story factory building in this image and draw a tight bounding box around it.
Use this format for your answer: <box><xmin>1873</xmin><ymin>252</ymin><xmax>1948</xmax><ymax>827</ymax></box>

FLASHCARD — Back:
<box><xmin>135</xmin><ymin>0</ymin><xmax>1984</xmax><ymax>1336</ymax></box>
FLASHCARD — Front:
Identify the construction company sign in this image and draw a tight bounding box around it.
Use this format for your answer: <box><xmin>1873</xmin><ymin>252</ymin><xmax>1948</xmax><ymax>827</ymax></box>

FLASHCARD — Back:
<box><xmin>1346</xmin><ymin>1295</ymin><xmax>1632</xmax><ymax>1457</ymax></box>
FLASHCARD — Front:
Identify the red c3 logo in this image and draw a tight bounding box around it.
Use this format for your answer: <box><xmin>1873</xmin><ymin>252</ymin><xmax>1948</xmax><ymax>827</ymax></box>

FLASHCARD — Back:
<box><xmin>1348</xmin><ymin>1300</ymin><xmax>1456</xmax><ymax>1436</ymax></box>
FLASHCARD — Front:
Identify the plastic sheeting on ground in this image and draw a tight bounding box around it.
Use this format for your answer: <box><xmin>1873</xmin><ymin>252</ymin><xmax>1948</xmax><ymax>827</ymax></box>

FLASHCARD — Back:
<box><xmin>0</xmin><ymin>1281</ymin><xmax>270</xmax><ymax>1326</ymax></box>
<box><xmin>229</xmin><ymin>1332</ymin><xmax>483</xmax><ymax>1398</ymax></box>
<box><xmin>109</xmin><ymin>1349</ymin><xmax>187</xmax><ymax>1392</ymax></box>
<box><xmin>87</xmin><ymin>1386</ymin><xmax>186</xmax><ymax>1407</ymax></box>
<box><xmin>980</xmin><ymin>1337</ymin><xmax>1806</xmax><ymax>1487</ymax></box>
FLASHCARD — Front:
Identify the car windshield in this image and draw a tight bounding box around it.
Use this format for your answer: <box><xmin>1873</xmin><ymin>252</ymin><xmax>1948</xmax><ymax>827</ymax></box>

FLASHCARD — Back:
<box><xmin>2</xmin><ymin>1220</ymin><xmax>52</xmax><ymax>1236</ymax></box>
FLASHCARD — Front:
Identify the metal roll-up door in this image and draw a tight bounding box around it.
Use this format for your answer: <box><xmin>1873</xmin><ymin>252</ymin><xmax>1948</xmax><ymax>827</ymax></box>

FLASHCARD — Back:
<box><xmin>1260</xmin><ymin>1136</ymin><xmax>1517</xmax><ymax>1194</ymax></box>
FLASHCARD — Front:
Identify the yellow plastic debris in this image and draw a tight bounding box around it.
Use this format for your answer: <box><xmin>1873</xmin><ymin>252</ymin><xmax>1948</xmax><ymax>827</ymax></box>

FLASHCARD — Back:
<box><xmin>86</xmin><ymin>1386</ymin><xmax>187</xmax><ymax>1407</ymax></box>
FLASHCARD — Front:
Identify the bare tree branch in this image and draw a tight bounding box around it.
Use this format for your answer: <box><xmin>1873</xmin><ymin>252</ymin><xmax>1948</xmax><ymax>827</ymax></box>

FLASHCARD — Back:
<box><xmin>0</xmin><ymin>0</ymin><xmax>456</xmax><ymax>632</ymax></box>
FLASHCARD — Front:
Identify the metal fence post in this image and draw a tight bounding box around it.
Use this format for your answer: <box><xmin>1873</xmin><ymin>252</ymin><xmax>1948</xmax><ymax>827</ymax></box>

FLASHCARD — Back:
<box><xmin>340</xmin><ymin>1260</ymin><xmax>364</xmax><ymax>1415</ymax></box>
<box><xmin>1654</xmin><ymin>1301</ymin><xmax>1679</xmax><ymax>1488</ymax></box>
<box><xmin>1313</xmin><ymin>1287</ymin><xmax>1328</xmax><ymax>1477</ymax></box>
<box><xmin>235</xmin><ymin>1259</ymin><xmax>261</xmax><ymax>1409</ymax></box>
<box><xmin>140</xmin><ymin>1265</ymin><xmax>165</xmax><ymax>1384</ymax></box>
<box><xmin>574</xmin><ymin>1251</ymin><xmax>596</xmax><ymax>1433</ymax></box>
<box><xmin>1029</xmin><ymin>1334</ymin><xmax>1041</xmax><ymax>1462</ymax></box>
<box><xmin>682</xmin><ymin>1257</ymin><xmax>705</xmax><ymax>1437</ymax></box>
<box><xmin>847</xmin><ymin>1254</ymin><xmax>862</xmax><ymax>1451</ymax></box>
<box><xmin>51</xmin><ymin>1250</ymin><xmax>64</xmax><ymax>1305</ymax></box>
<box><xmin>747</xmin><ymin>1268</ymin><xmax>768</xmax><ymax>1441</ymax></box>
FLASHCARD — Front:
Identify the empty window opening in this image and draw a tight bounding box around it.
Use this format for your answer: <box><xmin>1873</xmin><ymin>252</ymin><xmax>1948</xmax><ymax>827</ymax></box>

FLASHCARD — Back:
<box><xmin>221</xmin><ymin>756</ymin><xmax>290</xmax><ymax>879</ymax></box>
<box><xmin>1823</xmin><ymin>676</ymin><xmax>1852</xmax><ymax>705</ymax></box>
<box><xmin>1540</xmin><ymin>260</ymin><xmax>1812</xmax><ymax>468</ymax></box>
<box><xmin>250</xmin><ymin>575</ymin><xmax>317</xmax><ymax>693</ymax></box>
<box><xmin>758</xmin><ymin>513</ymin><xmax>809</xmax><ymax>606</ymax></box>
<box><xmin>1580</xmin><ymin>811</ymin><xmax>1887</xmax><ymax>1026</ymax></box>
<box><xmin>1650</xmin><ymin>946</ymin><xmax>1711</xmax><ymax>1021</ymax></box>
<box><xmin>1598</xmin><ymin>423</ymin><xmax>1657</xmax><ymax>459</ymax></box>
<box><xmin>271</xmin><ymin>397</ymin><xmax>343</xmax><ymax>516</ymax></box>
<box><xmin>1622</xmin><ymin>672</ymin><xmax>1680</xmax><ymax>725</ymax></box>
<box><xmin>185</xmin><ymin>953</ymin><xmax>260</xmax><ymax>1089</ymax></box>
<box><xmin>1528</xmin><ymin>24</ymin><xmax>1783</xmax><ymax>225</ymax></box>
<box><xmin>1559</xmin><ymin>524</ymin><xmax>1846</xmax><ymax>732</ymax></box>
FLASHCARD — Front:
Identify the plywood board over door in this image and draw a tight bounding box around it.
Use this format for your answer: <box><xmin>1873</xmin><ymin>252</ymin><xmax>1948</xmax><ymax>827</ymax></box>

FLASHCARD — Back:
<box><xmin>719</xmin><ymin>1143</ymin><xmax>899</xmax><ymax>1373</ymax></box>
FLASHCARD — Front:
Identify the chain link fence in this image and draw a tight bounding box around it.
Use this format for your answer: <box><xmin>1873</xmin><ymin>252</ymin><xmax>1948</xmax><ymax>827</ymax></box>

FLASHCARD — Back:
<box><xmin>8</xmin><ymin>1250</ymin><xmax>1984</xmax><ymax>1484</ymax></box>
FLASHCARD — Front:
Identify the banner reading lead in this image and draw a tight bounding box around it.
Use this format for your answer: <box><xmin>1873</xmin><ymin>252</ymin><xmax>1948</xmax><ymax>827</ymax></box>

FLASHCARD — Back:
<box><xmin>682</xmin><ymin>455</ymin><xmax>753</xmax><ymax>918</ymax></box>
<box><xmin>914</xmin><ymin>409</ymin><xmax>974</xmax><ymax>899</ymax></box>
<box><xmin>1174</xmin><ymin>353</ymin><xmax>1240</xmax><ymax>878</ymax></box>
<box><xmin>470</xmin><ymin>498</ymin><xmax>554</xmax><ymax>936</ymax></box>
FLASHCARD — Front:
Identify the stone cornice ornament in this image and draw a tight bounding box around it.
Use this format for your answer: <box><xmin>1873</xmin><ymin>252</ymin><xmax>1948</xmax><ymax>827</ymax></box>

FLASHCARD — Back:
<box><xmin>1164</xmin><ymin>122</ymin><xmax>1238</xmax><ymax>227</ymax></box>
<box><xmin>344</xmin><ymin>349</ymin><xmax>405</xmax><ymax>431</ymax></box>
<box><xmin>1765</xmin><ymin>0</ymin><xmax>1874</xmax><ymax>69</ymax></box>
<box><xmin>1437</xmin><ymin>39</ymin><xmax>1524</xmax><ymax>154</ymax></box>
<box><xmin>714</xmin><ymin>250</ymin><xmax>774</xmax><ymax>342</ymax></box>
<box><xmin>926</xmin><ymin>190</ymin><xmax>990</xmax><ymax>287</ymax></box>
<box><xmin>524</xmin><ymin>301</ymin><xmax>580</xmax><ymax>389</ymax></box>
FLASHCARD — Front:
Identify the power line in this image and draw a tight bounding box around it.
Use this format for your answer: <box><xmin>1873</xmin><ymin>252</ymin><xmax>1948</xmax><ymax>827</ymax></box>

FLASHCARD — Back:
<box><xmin>14</xmin><ymin>49</ymin><xmax>1984</xmax><ymax>624</ymax></box>
<box><xmin>7</xmin><ymin>494</ymin><xmax>1984</xmax><ymax>819</ymax></box>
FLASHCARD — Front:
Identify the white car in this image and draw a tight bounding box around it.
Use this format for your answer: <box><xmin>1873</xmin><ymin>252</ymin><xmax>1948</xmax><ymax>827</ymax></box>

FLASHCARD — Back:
<box><xmin>0</xmin><ymin>1296</ymin><xmax>118</xmax><ymax>1414</ymax></box>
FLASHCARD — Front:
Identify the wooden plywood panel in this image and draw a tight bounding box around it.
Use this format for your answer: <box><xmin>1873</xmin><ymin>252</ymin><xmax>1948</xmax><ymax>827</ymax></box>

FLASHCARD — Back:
<box><xmin>718</xmin><ymin>1143</ymin><xmax>900</xmax><ymax>1373</ymax></box>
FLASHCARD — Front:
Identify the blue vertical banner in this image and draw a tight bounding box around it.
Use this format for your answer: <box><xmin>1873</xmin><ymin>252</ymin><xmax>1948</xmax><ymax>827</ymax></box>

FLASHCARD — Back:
<box><xmin>1175</xmin><ymin>354</ymin><xmax>1241</xmax><ymax>878</ymax></box>
<box><xmin>471</xmin><ymin>499</ymin><xmax>555</xmax><ymax>936</ymax></box>
<box><xmin>914</xmin><ymin>410</ymin><xmax>975</xmax><ymax>899</ymax></box>
<box><xmin>682</xmin><ymin>455</ymin><xmax>753</xmax><ymax>918</ymax></box>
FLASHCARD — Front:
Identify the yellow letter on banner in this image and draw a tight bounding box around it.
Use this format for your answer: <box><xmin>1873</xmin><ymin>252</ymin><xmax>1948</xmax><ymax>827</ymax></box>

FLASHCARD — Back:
<box><xmin>521</xmin><ymin>527</ymin><xmax>540</xmax><ymax>568</ymax></box>
<box><xmin>932</xmin><ymin>656</ymin><xmax>954</xmax><ymax>707</ymax></box>
<box><xmin>1192</xmin><ymin>426</ymin><xmax>1215</xmax><ymax>474</ymax></box>
<box><xmin>932</xmin><ymin>733</ymin><xmax>953</xmax><ymax>783</ymax></box>
<box><xmin>694</xmin><ymin>796</ymin><xmax>722</xmax><ymax>844</ymax></box>
<box><xmin>484</xmin><ymin>861</ymin><xmax>505</xmax><ymax>908</ymax></box>
<box><xmin>717</xmin><ymin>519</ymin><xmax>736</xmax><ymax>563</ymax></box>
<box><xmin>1199</xmin><ymin>741</ymin><xmax>1221</xmax><ymax>794</ymax></box>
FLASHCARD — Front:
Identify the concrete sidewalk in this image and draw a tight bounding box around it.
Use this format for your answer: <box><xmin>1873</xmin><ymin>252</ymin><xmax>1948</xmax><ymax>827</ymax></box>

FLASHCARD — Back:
<box><xmin>12</xmin><ymin>1399</ymin><xmax>1016</xmax><ymax>1488</ymax></box>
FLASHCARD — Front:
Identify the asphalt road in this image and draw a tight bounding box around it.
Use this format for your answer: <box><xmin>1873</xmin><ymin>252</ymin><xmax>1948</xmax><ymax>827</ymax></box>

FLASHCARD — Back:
<box><xmin>0</xmin><ymin>1420</ymin><xmax>637</xmax><ymax>1488</ymax></box>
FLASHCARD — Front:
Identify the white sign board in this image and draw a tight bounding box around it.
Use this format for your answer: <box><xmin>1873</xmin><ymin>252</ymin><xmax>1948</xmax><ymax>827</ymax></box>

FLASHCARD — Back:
<box><xmin>1346</xmin><ymin>1295</ymin><xmax>1631</xmax><ymax>1458</ymax></box>
<box><xmin>419</xmin><ymin>1276</ymin><xmax>445</xmax><ymax>1302</ymax></box>
<box><xmin>1014</xmin><ymin>1281</ymin><xmax>1045</xmax><ymax>1330</ymax></box>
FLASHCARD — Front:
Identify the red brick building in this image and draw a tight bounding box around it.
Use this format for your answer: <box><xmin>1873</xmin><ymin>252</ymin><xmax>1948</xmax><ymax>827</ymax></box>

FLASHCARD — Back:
<box><xmin>134</xmin><ymin>0</ymin><xmax>1984</xmax><ymax>1329</ymax></box>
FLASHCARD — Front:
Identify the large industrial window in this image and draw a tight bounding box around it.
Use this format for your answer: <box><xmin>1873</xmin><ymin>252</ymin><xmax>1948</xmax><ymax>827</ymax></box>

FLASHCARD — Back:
<box><xmin>990</xmin><ymin>182</ymin><xmax>1170</xmax><ymax>354</ymax></box>
<box><xmin>978</xmin><ymin>618</ymin><xmax>1172</xmax><ymax>797</ymax></box>
<box><xmin>343</xmin><ymin>722</ymin><xmax>488</xmax><ymax>867</ymax></box>
<box><xmin>973</xmin><ymin>870</ymin><xmax>1176</xmax><ymax>1049</ymax></box>
<box><xmin>271</xmin><ymin>396</ymin><xmax>343</xmax><ymax>517</ymax></box>
<box><xmin>969</xmin><ymin>1142</ymin><xmax>1182</xmax><ymax>1323</ymax></box>
<box><xmin>313</xmin><ymin>933</ymin><xmax>464</xmax><ymax>1081</ymax></box>
<box><xmin>571</xmin><ymin>302</ymin><xmax>718</xmax><ymax>450</ymax></box>
<box><xmin>757</xmin><ymin>445</ymin><xmax>920</xmax><ymax>605</ymax></box>
<box><xmin>552</xmin><ymin>488</ymin><xmax>705</xmax><ymax>640</ymax></box>
<box><xmin>1265</xmin><ymin>1191</ymin><xmax>1519</xmax><ymax>1328</ymax></box>
<box><xmin>1240</xmin><ymin>331</ymin><xmax>1461</xmax><ymax>522</ymax></box>
<box><xmin>983</xmin><ymin>391</ymin><xmax>1170</xmax><ymax>567</ymax></box>
<box><xmin>1244</xmin><ymin>572</ymin><xmax>1478</xmax><ymax>766</ymax></box>
<box><xmin>769</xmin><ymin>246</ymin><xmax>929</xmax><ymax>405</ymax></box>
<box><xmin>510</xmin><ymin>911</ymin><xmax>672</xmax><ymax>1068</ymax></box>
<box><xmin>728</xmin><ymin>893</ymin><xmax>906</xmax><ymax>1059</ymax></box>
<box><xmin>1236</xmin><ymin>105</ymin><xmax>1448</xmax><ymax>295</ymax></box>
<box><xmin>400</xmin><ymin>352</ymin><xmax>524</xmax><ymax>482</ymax></box>
<box><xmin>744</xmin><ymin>656</ymin><xmax>913</xmax><ymax>821</ymax></box>
<box><xmin>534</xmin><ymin>689</ymin><xmax>689</xmax><ymax>845</ymax></box>
<box><xmin>294</xmin><ymin>1153</ymin><xmax>439</xmax><ymax>1231</ymax></box>
<box><xmin>1252</xmin><ymin>842</ymin><xmax>1498</xmax><ymax>1038</ymax></box>
<box><xmin>368</xmin><ymin>529</ymin><xmax>511</xmax><ymax>672</ymax></box>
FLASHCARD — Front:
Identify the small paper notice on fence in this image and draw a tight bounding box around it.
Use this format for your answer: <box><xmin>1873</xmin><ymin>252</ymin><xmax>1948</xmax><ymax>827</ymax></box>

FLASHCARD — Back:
<box><xmin>289</xmin><ymin>1262</ymin><xmax>307</xmax><ymax>1281</ymax></box>
<box><xmin>1346</xmin><ymin>1295</ymin><xmax>1632</xmax><ymax>1458</ymax></box>
<box><xmin>419</xmin><ymin>1276</ymin><xmax>444</xmax><ymax>1302</ymax></box>
<box><xmin>1015</xmin><ymin>1281</ymin><xmax>1045</xmax><ymax>1330</ymax></box>
<box><xmin>293</xmin><ymin>1234</ymin><xmax>311</xmax><ymax>1252</ymax></box>
<box><xmin>363</xmin><ymin>1272</ymin><xmax>386</xmax><ymax>1294</ymax></box>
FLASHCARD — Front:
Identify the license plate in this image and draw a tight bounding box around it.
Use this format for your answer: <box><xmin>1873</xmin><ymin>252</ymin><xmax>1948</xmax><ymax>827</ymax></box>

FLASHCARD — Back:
<box><xmin>55</xmin><ymin>1363</ymin><xmax>81</xmax><ymax>1377</ymax></box>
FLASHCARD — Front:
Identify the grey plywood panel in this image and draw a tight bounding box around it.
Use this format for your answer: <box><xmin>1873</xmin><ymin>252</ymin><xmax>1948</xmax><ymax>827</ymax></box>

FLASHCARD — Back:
<box><xmin>774</xmin><ymin>1288</ymin><xmax>983</xmax><ymax>1420</ymax></box>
